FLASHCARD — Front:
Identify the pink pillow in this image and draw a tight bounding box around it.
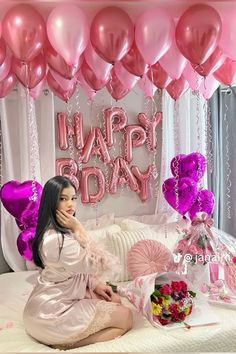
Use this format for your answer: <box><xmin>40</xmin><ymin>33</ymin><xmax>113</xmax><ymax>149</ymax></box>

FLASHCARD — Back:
<box><xmin>127</xmin><ymin>239</ymin><xmax>174</xmax><ymax>279</ymax></box>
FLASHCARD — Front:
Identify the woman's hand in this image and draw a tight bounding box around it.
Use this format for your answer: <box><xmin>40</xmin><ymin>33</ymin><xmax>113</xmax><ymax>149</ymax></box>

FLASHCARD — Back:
<box><xmin>56</xmin><ymin>210</ymin><xmax>85</xmax><ymax>234</ymax></box>
<box><xmin>94</xmin><ymin>283</ymin><xmax>114</xmax><ymax>302</ymax></box>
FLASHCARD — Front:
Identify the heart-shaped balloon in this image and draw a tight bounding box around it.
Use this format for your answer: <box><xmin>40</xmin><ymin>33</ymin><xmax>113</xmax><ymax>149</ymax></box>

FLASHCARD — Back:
<box><xmin>17</xmin><ymin>228</ymin><xmax>35</xmax><ymax>261</ymax></box>
<box><xmin>188</xmin><ymin>189</ymin><xmax>215</xmax><ymax>220</ymax></box>
<box><xmin>0</xmin><ymin>180</ymin><xmax>42</xmax><ymax>228</ymax></box>
<box><xmin>170</xmin><ymin>152</ymin><xmax>206</xmax><ymax>182</ymax></box>
<box><xmin>162</xmin><ymin>177</ymin><xmax>198</xmax><ymax>215</ymax></box>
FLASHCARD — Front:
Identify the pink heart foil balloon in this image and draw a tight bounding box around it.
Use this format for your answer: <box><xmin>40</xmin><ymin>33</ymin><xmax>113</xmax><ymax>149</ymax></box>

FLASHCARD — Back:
<box><xmin>0</xmin><ymin>180</ymin><xmax>42</xmax><ymax>228</ymax></box>
<box><xmin>188</xmin><ymin>189</ymin><xmax>215</xmax><ymax>220</ymax></box>
<box><xmin>162</xmin><ymin>177</ymin><xmax>198</xmax><ymax>215</ymax></box>
<box><xmin>171</xmin><ymin>152</ymin><xmax>206</xmax><ymax>182</ymax></box>
<box><xmin>17</xmin><ymin>228</ymin><xmax>35</xmax><ymax>261</ymax></box>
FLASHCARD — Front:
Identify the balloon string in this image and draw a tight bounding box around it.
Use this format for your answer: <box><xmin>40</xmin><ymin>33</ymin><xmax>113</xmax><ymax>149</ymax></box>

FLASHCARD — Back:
<box><xmin>74</xmin><ymin>84</ymin><xmax>82</xmax><ymax>171</ymax></box>
<box><xmin>205</xmin><ymin>101</ymin><xmax>214</xmax><ymax>174</ymax></box>
<box><xmin>26</xmin><ymin>79</ymin><xmax>40</xmax><ymax>202</ymax></box>
<box><xmin>66</xmin><ymin>100</ymin><xmax>76</xmax><ymax>176</ymax></box>
<box><xmin>173</xmin><ymin>99</ymin><xmax>180</xmax><ymax>154</ymax></box>
<box><xmin>223</xmin><ymin>93</ymin><xmax>232</xmax><ymax>219</ymax></box>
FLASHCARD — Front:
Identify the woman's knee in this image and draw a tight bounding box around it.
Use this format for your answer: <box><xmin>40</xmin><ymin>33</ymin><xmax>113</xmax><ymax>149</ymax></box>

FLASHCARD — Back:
<box><xmin>119</xmin><ymin>306</ymin><xmax>133</xmax><ymax>331</ymax></box>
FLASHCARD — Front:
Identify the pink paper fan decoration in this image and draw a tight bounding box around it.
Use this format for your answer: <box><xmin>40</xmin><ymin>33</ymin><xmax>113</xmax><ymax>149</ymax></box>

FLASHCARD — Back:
<box><xmin>127</xmin><ymin>239</ymin><xmax>174</xmax><ymax>279</ymax></box>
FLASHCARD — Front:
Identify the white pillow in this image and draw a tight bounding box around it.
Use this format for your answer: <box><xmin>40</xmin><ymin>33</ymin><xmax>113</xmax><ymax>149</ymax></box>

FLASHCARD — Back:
<box><xmin>87</xmin><ymin>224</ymin><xmax>121</xmax><ymax>245</ymax></box>
<box><xmin>118</xmin><ymin>218</ymin><xmax>146</xmax><ymax>231</ymax></box>
<box><xmin>115</xmin><ymin>212</ymin><xmax>177</xmax><ymax>226</ymax></box>
<box><xmin>82</xmin><ymin>213</ymin><xmax>115</xmax><ymax>230</ymax></box>
<box><xmin>105</xmin><ymin>228</ymin><xmax>159</xmax><ymax>281</ymax></box>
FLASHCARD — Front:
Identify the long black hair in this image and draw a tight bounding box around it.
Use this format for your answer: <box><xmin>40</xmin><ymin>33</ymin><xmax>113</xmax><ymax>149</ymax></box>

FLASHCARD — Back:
<box><xmin>32</xmin><ymin>176</ymin><xmax>76</xmax><ymax>269</ymax></box>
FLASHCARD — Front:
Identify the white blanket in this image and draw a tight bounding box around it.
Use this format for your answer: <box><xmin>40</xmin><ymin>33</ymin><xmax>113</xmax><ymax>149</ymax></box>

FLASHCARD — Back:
<box><xmin>0</xmin><ymin>271</ymin><xmax>236</xmax><ymax>352</ymax></box>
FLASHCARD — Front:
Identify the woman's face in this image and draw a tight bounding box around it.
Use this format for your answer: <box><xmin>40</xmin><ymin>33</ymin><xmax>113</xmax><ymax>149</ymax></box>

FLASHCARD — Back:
<box><xmin>57</xmin><ymin>186</ymin><xmax>77</xmax><ymax>215</ymax></box>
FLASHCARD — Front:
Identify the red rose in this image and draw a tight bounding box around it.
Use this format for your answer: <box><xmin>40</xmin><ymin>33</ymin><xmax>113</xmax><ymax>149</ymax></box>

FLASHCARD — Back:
<box><xmin>179</xmin><ymin>281</ymin><xmax>187</xmax><ymax>292</ymax></box>
<box><xmin>178</xmin><ymin>312</ymin><xmax>186</xmax><ymax>321</ymax></box>
<box><xmin>159</xmin><ymin>318</ymin><xmax>169</xmax><ymax>325</ymax></box>
<box><xmin>171</xmin><ymin>281</ymin><xmax>182</xmax><ymax>292</ymax></box>
<box><xmin>160</xmin><ymin>284</ymin><xmax>172</xmax><ymax>295</ymax></box>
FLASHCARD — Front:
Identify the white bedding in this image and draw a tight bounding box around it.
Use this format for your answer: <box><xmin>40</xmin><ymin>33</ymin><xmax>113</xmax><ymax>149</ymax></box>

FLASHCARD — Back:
<box><xmin>0</xmin><ymin>271</ymin><xmax>236</xmax><ymax>352</ymax></box>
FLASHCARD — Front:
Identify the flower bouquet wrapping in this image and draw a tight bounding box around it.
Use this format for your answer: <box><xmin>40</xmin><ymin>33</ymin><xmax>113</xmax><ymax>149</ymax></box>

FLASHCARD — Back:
<box><xmin>115</xmin><ymin>272</ymin><xmax>219</xmax><ymax>329</ymax></box>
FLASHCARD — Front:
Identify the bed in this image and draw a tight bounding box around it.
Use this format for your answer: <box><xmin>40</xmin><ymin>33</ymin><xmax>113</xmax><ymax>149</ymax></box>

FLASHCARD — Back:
<box><xmin>1</xmin><ymin>217</ymin><xmax>236</xmax><ymax>352</ymax></box>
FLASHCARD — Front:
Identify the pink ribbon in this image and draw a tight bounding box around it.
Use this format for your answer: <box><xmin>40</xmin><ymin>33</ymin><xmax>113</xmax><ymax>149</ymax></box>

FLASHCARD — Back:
<box><xmin>191</xmin><ymin>213</ymin><xmax>213</xmax><ymax>228</ymax></box>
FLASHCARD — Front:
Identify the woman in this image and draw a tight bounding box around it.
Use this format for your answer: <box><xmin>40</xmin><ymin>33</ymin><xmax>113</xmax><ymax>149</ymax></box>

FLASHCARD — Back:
<box><xmin>23</xmin><ymin>176</ymin><xmax>132</xmax><ymax>349</ymax></box>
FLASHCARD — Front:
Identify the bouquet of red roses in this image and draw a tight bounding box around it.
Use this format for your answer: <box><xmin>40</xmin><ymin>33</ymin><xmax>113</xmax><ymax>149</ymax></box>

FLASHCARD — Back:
<box><xmin>151</xmin><ymin>279</ymin><xmax>196</xmax><ymax>326</ymax></box>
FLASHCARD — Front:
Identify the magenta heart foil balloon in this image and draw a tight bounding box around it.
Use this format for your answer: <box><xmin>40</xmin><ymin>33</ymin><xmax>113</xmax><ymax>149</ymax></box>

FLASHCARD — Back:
<box><xmin>188</xmin><ymin>189</ymin><xmax>215</xmax><ymax>220</ymax></box>
<box><xmin>171</xmin><ymin>152</ymin><xmax>206</xmax><ymax>182</ymax></box>
<box><xmin>17</xmin><ymin>228</ymin><xmax>35</xmax><ymax>261</ymax></box>
<box><xmin>162</xmin><ymin>177</ymin><xmax>198</xmax><ymax>215</ymax></box>
<box><xmin>0</xmin><ymin>180</ymin><xmax>42</xmax><ymax>228</ymax></box>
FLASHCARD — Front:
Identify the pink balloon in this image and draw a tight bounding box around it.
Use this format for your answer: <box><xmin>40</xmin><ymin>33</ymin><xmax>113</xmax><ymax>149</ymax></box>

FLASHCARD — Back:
<box><xmin>80</xmin><ymin>167</ymin><xmax>105</xmax><ymax>204</ymax></box>
<box><xmin>171</xmin><ymin>153</ymin><xmax>206</xmax><ymax>182</ymax></box>
<box><xmin>192</xmin><ymin>47</ymin><xmax>225</xmax><ymax>77</ymax></box>
<box><xmin>124</xmin><ymin>125</ymin><xmax>146</xmax><ymax>162</ymax></box>
<box><xmin>188</xmin><ymin>189</ymin><xmax>215</xmax><ymax>220</ymax></box>
<box><xmin>81</xmin><ymin>60</ymin><xmax>108</xmax><ymax>91</ymax></box>
<box><xmin>114</xmin><ymin>62</ymin><xmax>139</xmax><ymax>90</ymax></box>
<box><xmin>159</xmin><ymin>39</ymin><xmax>187</xmax><ymax>79</ymax></box>
<box><xmin>213</xmin><ymin>57</ymin><xmax>236</xmax><ymax>86</ymax></box>
<box><xmin>135</xmin><ymin>8</ymin><xmax>174</xmax><ymax>65</ymax></box>
<box><xmin>183</xmin><ymin>62</ymin><xmax>203</xmax><ymax>91</ymax></box>
<box><xmin>106</xmin><ymin>68</ymin><xmax>130</xmax><ymax>100</ymax></box>
<box><xmin>166</xmin><ymin>76</ymin><xmax>189</xmax><ymax>100</ymax></box>
<box><xmin>50</xmin><ymin>68</ymin><xmax>77</xmax><ymax>91</ymax></box>
<box><xmin>199</xmin><ymin>75</ymin><xmax>220</xmax><ymax>100</ymax></box>
<box><xmin>219</xmin><ymin>8</ymin><xmax>236</xmax><ymax>61</ymax></box>
<box><xmin>109</xmin><ymin>157</ymin><xmax>139</xmax><ymax>194</ymax></box>
<box><xmin>2</xmin><ymin>4</ymin><xmax>46</xmax><ymax>62</ymax></box>
<box><xmin>121</xmin><ymin>42</ymin><xmax>148</xmax><ymax>77</ymax></box>
<box><xmin>84</xmin><ymin>42</ymin><xmax>112</xmax><ymax>80</ymax></box>
<box><xmin>0</xmin><ymin>71</ymin><xmax>17</xmax><ymax>98</ymax></box>
<box><xmin>138</xmin><ymin>75</ymin><xmax>157</xmax><ymax>98</ymax></box>
<box><xmin>45</xmin><ymin>40</ymin><xmax>83</xmax><ymax>80</ymax></box>
<box><xmin>29</xmin><ymin>77</ymin><xmax>46</xmax><ymax>100</ymax></box>
<box><xmin>81</xmin><ymin>127</ymin><xmax>111</xmax><ymax>164</ymax></box>
<box><xmin>77</xmin><ymin>71</ymin><xmax>97</xmax><ymax>101</ymax></box>
<box><xmin>17</xmin><ymin>228</ymin><xmax>35</xmax><ymax>261</ymax></box>
<box><xmin>138</xmin><ymin>112</ymin><xmax>162</xmax><ymax>151</ymax></box>
<box><xmin>47</xmin><ymin>71</ymin><xmax>76</xmax><ymax>102</ymax></box>
<box><xmin>91</xmin><ymin>6</ymin><xmax>134</xmax><ymax>64</ymax></box>
<box><xmin>13</xmin><ymin>53</ymin><xmax>46</xmax><ymax>89</ymax></box>
<box><xmin>0</xmin><ymin>38</ymin><xmax>6</xmax><ymax>66</ymax></box>
<box><xmin>176</xmin><ymin>4</ymin><xmax>222</xmax><ymax>64</ymax></box>
<box><xmin>104</xmin><ymin>107</ymin><xmax>128</xmax><ymax>147</ymax></box>
<box><xmin>147</xmin><ymin>62</ymin><xmax>171</xmax><ymax>89</ymax></box>
<box><xmin>162</xmin><ymin>177</ymin><xmax>198</xmax><ymax>215</ymax></box>
<box><xmin>0</xmin><ymin>53</ymin><xmax>11</xmax><ymax>81</ymax></box>
<box><xmin>131</xmin><ymin>165</ymin><xmax>154</xmax><ymax>202</ymax></box>
<box><xmin>47</xmin><ymin>4</ymin><xmax>89</xmax><ymax>66</ymax></box>
<box><xmin>56</xmin><ymin>158</ymin><xmax>79</xmax><ymax>190</ymax></box>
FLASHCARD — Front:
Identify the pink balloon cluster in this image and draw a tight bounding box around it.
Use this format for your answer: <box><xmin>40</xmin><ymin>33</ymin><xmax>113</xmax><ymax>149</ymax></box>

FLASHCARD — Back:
<box><xmin>162</xmin><ymin>153</ymin><xmax>215</xmax><ymax>219</ymax></box>
<box><xmin>0</xmin><ymin>3</ymin><xmax>235</xmax><ymax>100</ymax></box>
<box><xmin>0</xmin><ymin>180</ymin><xmax>43</xmax><ymax>260</ymax></box>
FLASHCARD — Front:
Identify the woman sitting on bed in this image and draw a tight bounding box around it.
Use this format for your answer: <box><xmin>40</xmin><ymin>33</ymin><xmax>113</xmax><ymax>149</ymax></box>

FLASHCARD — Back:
<box><xmin>23</xmin><ymin>176</ymin><xmax>132</xmax><ymax>349</ymax></box>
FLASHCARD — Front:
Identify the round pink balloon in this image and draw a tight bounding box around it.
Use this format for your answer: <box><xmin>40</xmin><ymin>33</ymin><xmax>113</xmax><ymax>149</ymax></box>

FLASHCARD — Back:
<box><xmin>176</xmin><ymin>4</ymin><xmax>222</xmax><ymax>64</ymax></box>
<box><xmin>0</xmin><ymin>71</ymin><xmax>17</xmax><ymax>98</ymax></box>
<box><xmin>219</xmin><ymin>7</ymin><xmax>236</xmax><ymax>61</ymax></box>
<box><xmin>192</xmin><ymin>47</ymin><xmax>225</xmax><ymax>77</ymax></box>
<box><xmin>81</xmin><ymin>60</ymin><xmax>108</xmax><ymax>91</ymax></box>
<box><xmin>106</xmin><ymin>68</ymin><xmax>130</xmax><ymax>100</ymax></box>
<box><xmin>13</xmin><ymin>53</ymin><xmax>46</xmax><ymax>89</ymax></box>
<box><xmin>30</xmin><ymin>77</ymin><xmax>46</xmax><ymax>100</ymax></box>
<box><xmin>199</xmin><ymin>75</ymin><xmax>220</xmax><ymax>100</ymax></box>
<box><xmin>159</xmin><ymin>39</ymin><xmax>187</xmax><ymax>80</ymax></box>
<box><xmin>166</xmin><ymin>76</ymin><xmax>189</xmax><ymax>100</ymax></box>
<box><xmin>90</xmin><ymin>6</ymin><xmax>134</xmax><ymax>64</ymax></box>
<box><xmin>45</xmin><ymin>40</ymin><xmax>83</xmax><ymax>80</ymax></box>
<box><xmin>47</xmin><ymin>71</ymin><xmax>76</xmax><ymax>102</ymax></box>
<box><xmin>121</xmin><ymin>42</ymin><xmax>148</xmax><ymax>77</ymax></box>
<box><xmin>213</xmin><ymin>57</ymin><xmax>236</xmax><ymax>86</ymax></box>
<box><xmin>50</xmin><ymin>68</ymin><xmax>77</xmax><ymax>91</ymax></box>
<box><xmin>2</xmin><ymin>4</ymin><xmax>46</xmax><ymax>62</ymax></box>
<box><xmin>183</xmin><ymin>62</ymin><xmax>203</xmax><ymax>91</ymax></box>
<box><xmin>0</xmin><ymin>38</ymin><xmax>6</xmax><ymax>66</ymax></box>
<box><xmin>147</xmin><ymin>62</ymin><xmax>171</xmax><ymax>89</ymax></box>
<box><xmin>77</xmin><ymin>71</ymin><xmax>97</xmax><ymax>101</ymax></box>
<box><xmin>84</xmin><ymin>42</ymin><xmax>112</xmax><ymax>81</ymax></box>
<box><xmin>47</xmin><ymin>4</ymin><xmax>89</xmax><ymax>66</ymax></box>
<box><xmin>114</xmin><ymin>61</ymin><xmax>138</xmax><ymax>90</ymax></box>
<box><xmin>135</xmin><ymin>8</ymin><xmax>174</xmax><ymax>65</ymax></box>
<box><xmin>0</xmin><ymin>53</ymin><xmax>12</xmax><ymax>82</ymax></box>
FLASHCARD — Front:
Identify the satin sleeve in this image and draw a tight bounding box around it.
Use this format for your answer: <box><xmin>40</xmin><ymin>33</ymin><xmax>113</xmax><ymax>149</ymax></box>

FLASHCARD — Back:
<box><xmin>41</xmin><ymin>232</ymin><xmax>99</xmax><ymax>275</ymax></box>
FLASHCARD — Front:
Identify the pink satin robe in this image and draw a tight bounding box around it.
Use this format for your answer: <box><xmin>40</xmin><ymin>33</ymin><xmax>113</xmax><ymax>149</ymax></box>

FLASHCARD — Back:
<box><xmin>23</xmin><ymin>230</ymin><xmax>119</xmax><ymax>348</ymax></box>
